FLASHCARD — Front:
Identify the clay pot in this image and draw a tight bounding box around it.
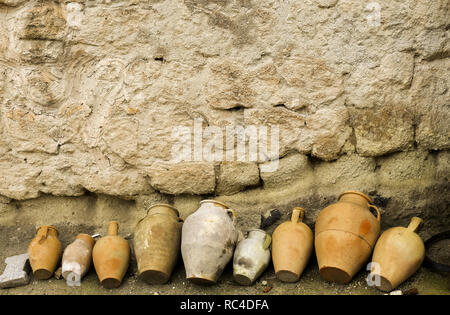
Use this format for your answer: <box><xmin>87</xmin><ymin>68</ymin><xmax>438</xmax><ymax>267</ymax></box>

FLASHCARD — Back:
<box><xmin>233</xmin><ymin>229</ymin><xmax>271</xmax><ymax>286</ymax></box>
<box><xmin>28</xmin><ymin>225</ymin><xmax>62</xmax><ymax>280</ymax></box>
<box><xmin>134</xmin><ymin>204</ymin><xmax>183</xmax><ymax>284</ymax></box>
<box><xmin>272</xmin><ymin>207</ymin><xmax>313</xmax><ymax>282</ymax></box>
<box><xmin>92</xmin><ymin>221</ymin><xmax>130</xmax><ymax>289</ymax></box>
<box><xmin>315</xmin><ymin>190</ymin><xmax>381</xmax><ymax>284</ymax></box>
<box><xmin>181</xmin><ymin>200</ymin><xmax>240</xmax><ymax>285</ymax></box>
<box><xmin>371</xmin><ymin>217</ymin><xmax>425</xmax><ymax>291</ymax></box>
<box><xmin>62</xmin><ymin>234</ymin><xmax>95</xmax><ymax>283</ymax></box>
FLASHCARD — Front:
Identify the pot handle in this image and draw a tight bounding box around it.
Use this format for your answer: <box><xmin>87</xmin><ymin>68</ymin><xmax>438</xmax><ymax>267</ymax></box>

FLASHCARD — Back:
<box><xmin>407</xmin><ymin>217</ymin><xmax>423</xmax><ymax>233</ymax></box>
<box><xmin>291</xmin><ymin>207</ymin><xmax>305</xmax><ymax>223</ymax></box>
<box><xmin>227</xmin><ymin>209</ymin><xmax>237</xmax><ymax>223</ymax></box>
<box><xmin>263</xmin><ymin>233</ymin><xmax>272</xmax><ymax>250</ymax></box>
<box><xmin>37</xmin><ymin>226</ymin><xmax>49</xmax><ymax>244</ymax></box>
<box><xmin>368</xmin><ymin>204</ymin><xmax>381</xmax><ymax>222</ymax></box>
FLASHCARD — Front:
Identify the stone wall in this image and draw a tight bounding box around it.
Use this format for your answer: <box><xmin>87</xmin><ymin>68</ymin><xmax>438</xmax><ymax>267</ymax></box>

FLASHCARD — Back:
<box><xmin>0</xmin><ymin>0</ymin><xmax>448</xmax><ymax>233</ymax></box>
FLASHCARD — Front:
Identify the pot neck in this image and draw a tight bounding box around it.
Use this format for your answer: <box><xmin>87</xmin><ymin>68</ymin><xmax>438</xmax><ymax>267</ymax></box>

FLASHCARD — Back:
<box><xmin>247</xmin><ymin>229</ymin><xmax>267</xmax><ymax>240</ymax></box>
<box><xmin>199</xmin><ymin>199</ymin><xmax>230</xmax><ymax>210</ymax></box>
<box><xmin>36</xmin><ymin>225</ymin><xmax>58</xmax><ymax>237</ymax></box>
<box><xmin>338</xmin><ymin>191</ymin><xmax>373</xmax><ymax>208</ymax></box>
<box><xmin>107</xmin><ymin>221</ymin><xmax>119</xmax><ymax>236</ymax></box>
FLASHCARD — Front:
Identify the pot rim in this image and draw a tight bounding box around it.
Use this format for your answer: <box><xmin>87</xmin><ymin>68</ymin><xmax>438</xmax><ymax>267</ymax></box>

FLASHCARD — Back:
<box><xmin>36</xmin><ymin>225</ymin><xmax>59</xmax><ymax>235</ymax></box>
<box><xmin>200</xmin><ymin>199</ymin><xmax>230</xmax><ymax>209</ymax></box>
<box><xmin>147</xmin><ymin>203</ymin><xmax>180</xmax><ymax>217</ymax></box>
<box><xmin>246</xmin><ymin>228</ymin><xmax>267</xmax><ymax>234</ymax></box>
<box><xmin>75</xmin><ymin>233</ymin><xmax>96</xmax><ymax>247</ymax></box>
<box><xmin>338</xmin><ymin>190</ymin><xmax>374</xmax><ymax>204</ymax></box>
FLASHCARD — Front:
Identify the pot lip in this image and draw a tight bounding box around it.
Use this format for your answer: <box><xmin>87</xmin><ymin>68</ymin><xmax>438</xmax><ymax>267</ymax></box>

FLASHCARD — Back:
<box><xmin>246</xmin><ymin>228</ymin><xmax>267</xmax><ymax>234</ymax></box>
<box><xmin>147</xmin><ymin>203</ymin><xmax>180</xmax><ymax>217</ymax></box>
<box><xmin>36</xmin><ymin>225</ymin><xmax>59</xmax><ymax>235</ymax></box>
<box><xmin>75</xmin><ymin>233</ymin><xmax>95</xmax><ymax>243</ymax></box>
<box><xmin>200</xmin><ymin>199</ymin><xmax>230</xmax><ymax>209</ymax></box>
<box><xmin>338</xmin><ymin>190</ymin><xmax>374</xmax><ymax>204</ymax></box>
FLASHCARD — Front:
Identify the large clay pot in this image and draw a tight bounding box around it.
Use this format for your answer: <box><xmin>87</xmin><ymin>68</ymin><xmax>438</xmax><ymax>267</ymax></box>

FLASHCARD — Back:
<box><xmin>370</xmin><ymin>217</ymin><xmax>425</xmax><ymax>292</ymax></box>
<box><xmin>28</xmin><ymin>225</ymin><xmax>62</xmax><ymax>280</ymax></box>
<box><xmin>315</xmin><ymin>191</ymin><xmax>381</xmax><ymax>284</ymax></box>
<box><xmin>134</xmin><ymin>204</ymin><xmax>183</xmax><ymax>284</ymax></box>
<box><xmin>62</xmin><ymin>234</ymin><xmax>95</xmax><ymax>284</ymax></box>
<box><xmin>272</xmin><ymin>207</ymin><xmax>313</xmax><ymax>282</ymax></box>
<box><xmin>233</xmin><ymin>229</ymin><xmax>271</xmax><ymax>286</ymax></box>
<box><xmin>93</xmin><ymin>221</ymin><xmax>130</xmax><ymax>289</ymax></box>
<box><xmin>181</xmin><ymin>200</ymin><xmax>239</xmax><ymax>285</ymax></box>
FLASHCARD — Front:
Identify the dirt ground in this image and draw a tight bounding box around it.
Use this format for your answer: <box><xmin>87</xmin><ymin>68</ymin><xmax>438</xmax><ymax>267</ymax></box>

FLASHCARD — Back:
<box><xmin>0</xmin><ymin>193</ymin><xmax>448</xmax><ymax>295</ymax></box>
<box><xmin>0</xmin><ymin>224</ymin><xmax>448</xmax><ymax>295</ymax></box>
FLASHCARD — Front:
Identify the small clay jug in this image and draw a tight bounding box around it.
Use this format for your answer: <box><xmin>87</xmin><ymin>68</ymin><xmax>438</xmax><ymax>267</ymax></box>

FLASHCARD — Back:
<box><xmin>181</xmin><ymin>200</ymin><xmax>240</xmax><ymax>285</ymax></box>
<box><xmin>272</xmin><ymin>207</ymin><xmax>313</xmax><ymax>282</ymax></box>
<box><xmin>92</xmin><ymin>221</ymin><xmax>130</xmax><ymax>289</ymax></box>
<box><xmin>134</xmin><ymin>204</ymin><xmax>183</xmax><ymax>284</ymax></box>
<box><xmin>315</xmin><ymin>191</ymin><xmax>381</xmax><ymax>284</ymax></box>
<box><xmin>62</xmin><ymin>234</ymin><xmax>95</xmax><ymax>284</ymax></box>
<box><xmin>233</xmin><ymin>229</ymin><xmax>271</xmax><ymax>286</ymax></box>
<box><xmin>28</xmin><ymin>225</ymin><xmax>62</xmax><ymax>280</ymax></box>
<box><xmin>370</xmin><ymin>217</ymin><xmax>425</xmax><ymax>292</ymax></box>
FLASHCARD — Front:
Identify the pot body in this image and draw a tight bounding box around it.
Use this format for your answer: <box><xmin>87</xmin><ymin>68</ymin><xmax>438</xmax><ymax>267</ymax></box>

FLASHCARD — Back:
<box><xmin>134</xmin><ymin>204</ymin><xmax>182</xmax><ymax>284</ymax></box>
<box><xmin>28</xmin><ymin>226</ymin><xmax>62</xmax><ymax>280</ymax></box>
<box><xmin>233</xmin><ymin>229</ymin><xmax>271</xmax><ymax>285</ymax></box>
<box><xmin>62</xmin><ymin>234</ymin><xmax>95</xmax><ymax>283</ymax></box>
<box><xmin>315</xmin><ymin>191</ymin><xmax>381</xmax><ymax>284</ymax></box>
<box><xmin>181</xmin><ymin>200</ymin><xmax>239</xmax><ymax>285</ymax></box>
<box><xmin>93</xmin><ymin>222</ymin><xmax>130</xmax><ymax>289</ymax></box>
<box><xmin>371</xmin><ymin>217</ymin><xmax>425</xmax><ymax>291</ymax></box>
<box><xmin>272</xmin><ymin>208</ymin><xmax>313</xmax><ymax>282</ymax></box>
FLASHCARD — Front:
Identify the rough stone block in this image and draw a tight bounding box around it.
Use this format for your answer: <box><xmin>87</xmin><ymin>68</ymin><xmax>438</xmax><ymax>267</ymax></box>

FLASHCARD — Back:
<box><xmin>0</xmin><ymin>253</ymin><xmax>30</xmax><ymax>289</ymax></box>
<box><xmin>314</xmin><ymin>153</ymin><xmax>377</xmax><ymax>187</ymax></box>
<box><xmin>376</xmin><ymin>150</ymin><xmax>435</xmax><ymax>183</ymax></box>
<box><xmin>349</xmin><ymin>105</ymin><xmax>415</xmax><ymax>156</ymax></box>
<box><xmin>260</xmin><ymin>153</ymin><xmax>312</xmax><ymax>189</ymax></box>
<box><xmin>216</xmin><ymin>162</ymin><xmax>260</xmax><ymax>195</ymax></box>
<box><xmin>147</xmin><ymin>162</ymin><xmax>216</xmax><ymax>195</ymax></box>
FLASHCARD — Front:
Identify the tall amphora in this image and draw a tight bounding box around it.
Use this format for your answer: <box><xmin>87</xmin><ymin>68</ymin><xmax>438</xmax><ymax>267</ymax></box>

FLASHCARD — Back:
<box><xmin>62</xmin><ymin>233</ymin><xmax>95</xmax><ymax>283</ymax></box>
<box><xmin>181</xmin><ymin>200</ymin><xmax>239</xmax><ymax>285</ymax></box>
<box><xmin>134</xmin><ymin>204</ymin><xmax>182</xmax><ymax>284</ymax></box>
<box><xmin>28</xmin><ymin>225</ymin><xmax>62</xmax><ymax>280</ymax></box>
<box><xmin>93</xmin><ymin>221</ymin><xmax>130</xmax><ymax>288</ymax></box>
<box><xmin>272</xmin><ymin>207</ymin><xmax>313</xmax><ymax>282</ymax></box>
<box><xmin>315</xmin><ymin>191</ymin><xmax>381</xmax><ymax>284</ymax></box>
<box><xmin>371</xmin><ymin>217</ymin><xmax>425</xmax><ymax>291</ymax></box>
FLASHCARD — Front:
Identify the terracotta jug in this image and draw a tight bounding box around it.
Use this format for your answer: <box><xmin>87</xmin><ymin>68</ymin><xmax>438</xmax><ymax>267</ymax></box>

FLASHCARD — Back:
<box><xmin>370</xmin><ymin>217</ymin><xmax>425</xmax><ymax>291</ymax></box>
<box><xmin>181</xmin><ymin>200</ymin><xmax>240</xmax><ymax>285</ymax></box>
<box><xmin>315</xmin><ymin>190</ymin><xmax>381</xmax><ymax>284</ymax></box>
<box><xmin>28</xmin><ymin>225</ymin><xmax>62</xmax><ymax>280</ymax></box>
<box><xmin>233</xmin><ymin>229</ymin><xmax>271</xmax><ymax>286</ymax></box>
<box><xmin>92</xmin><ymin>221</ymin><xmax>130</xmax><ymax>289</ymax></box>
<box><xmin>272</xmin><ymin>207</ymin><xmax>313</xmax><ymax>282</ymax></box>
<box><xmin>62</xmin><ymin>234</ymin><xmax>95</xmax><ymax>284</ymax></box>
<box><xmin>134</xmin><ymin>204</ymin><xmax>183</xmax><ymax>284</ymax></box>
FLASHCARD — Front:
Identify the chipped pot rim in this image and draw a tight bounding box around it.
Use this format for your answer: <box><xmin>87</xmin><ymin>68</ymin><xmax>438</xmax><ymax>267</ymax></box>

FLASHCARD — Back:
<box><xmin>147</xmin><ymin>203</ymin><xmax>180</xmax><ymax>217</ymax></box>
<box><xmin>36</xmin><ymin>225</ymin><xmax>59</xmax><ymax>235</ymax></box>
<box><xmin>200</xmin><ymin>199</ymin><xmax>230</xmax><ymax>209</ymax></box>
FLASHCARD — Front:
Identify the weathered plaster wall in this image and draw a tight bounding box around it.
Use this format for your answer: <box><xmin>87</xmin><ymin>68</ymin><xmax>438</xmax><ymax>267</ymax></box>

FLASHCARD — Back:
<box><xmin>0</xmin><ymin>0</ymin><xmax>448</xmax><ymax>232</ymax></box>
